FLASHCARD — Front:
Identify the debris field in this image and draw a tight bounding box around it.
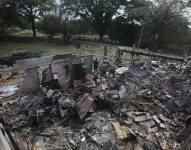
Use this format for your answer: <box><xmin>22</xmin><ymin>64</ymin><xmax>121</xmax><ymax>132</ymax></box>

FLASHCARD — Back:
<box><xmin>0</xmin><ymin>52</ymin><xmax>191</xmax><ymax>150</ymax></box>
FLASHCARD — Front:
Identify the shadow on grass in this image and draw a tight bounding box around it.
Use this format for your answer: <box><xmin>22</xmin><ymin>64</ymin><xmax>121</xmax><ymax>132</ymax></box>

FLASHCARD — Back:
<box><xmin>0</xmin><ymin>35</ymin><xmax>73</xmax><ymax>46</ymax></box>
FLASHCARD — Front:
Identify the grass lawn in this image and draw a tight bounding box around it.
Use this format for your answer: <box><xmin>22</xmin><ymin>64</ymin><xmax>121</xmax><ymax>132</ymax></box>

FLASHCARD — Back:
<box><xmin>0</xmin><ymin>31</ymin><xmax>185</xmax><ymax>59</ymax></box>
<box><xmin>0</xmin><ymin>32</ymin><xmax>117</xmax><ymax>57</ymax></box>
<box><xmin>75</xmin><ymin>34</ymin><xmax>109</xmax><ymax>41</ymax></box>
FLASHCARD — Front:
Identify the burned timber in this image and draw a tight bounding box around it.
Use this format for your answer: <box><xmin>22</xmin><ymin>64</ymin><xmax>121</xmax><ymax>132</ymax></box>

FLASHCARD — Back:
<box><xmin>0</xmin><ymin>48</ymin><xmax>191</xmax><ymax>150</ymax></box>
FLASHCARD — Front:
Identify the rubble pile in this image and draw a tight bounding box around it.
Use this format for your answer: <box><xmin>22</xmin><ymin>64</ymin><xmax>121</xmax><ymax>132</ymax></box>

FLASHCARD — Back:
<box><xmin>0</xmin><ymin>56</ymin><xmax>191</xmax><ymax>150</ymax></box>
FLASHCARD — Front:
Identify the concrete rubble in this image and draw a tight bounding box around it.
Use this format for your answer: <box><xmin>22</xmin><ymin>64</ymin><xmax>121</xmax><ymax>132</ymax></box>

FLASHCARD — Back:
<box><xmin>0</xmin><ymin>54</ymin><xmax>191</xmax><ymax>150</ymax></box>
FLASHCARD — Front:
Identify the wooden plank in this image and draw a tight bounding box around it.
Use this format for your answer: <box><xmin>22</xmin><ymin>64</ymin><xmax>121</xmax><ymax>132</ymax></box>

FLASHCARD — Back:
<box><xmin>120</xmin><ymin>49</ymin><xmax>184</xmax><ymax>62</ymax></box>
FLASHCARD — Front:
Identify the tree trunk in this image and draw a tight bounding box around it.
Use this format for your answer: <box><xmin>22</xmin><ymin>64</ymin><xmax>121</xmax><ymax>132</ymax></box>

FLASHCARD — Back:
<box><xmin>99</xmin><ymin>34</ymin><xmax>104</xmax><ymax>41</ymax></box>
<box><xmin>49</xmin><ymin>33</ymin><xmax>53</xmax><ymax>41</ymax></box>
<box><xmin>31</xmin><ymin>18</ymin><xmax>36</xmax><ymax>38</ymax></box>
<box><xmin>62</xmin><ymin>34</ymin><xmax>72</xmax><ymax>42</ymax></box>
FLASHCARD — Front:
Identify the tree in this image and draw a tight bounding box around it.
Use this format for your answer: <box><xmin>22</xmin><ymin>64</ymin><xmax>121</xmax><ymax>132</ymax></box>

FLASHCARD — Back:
<box><xmin>109</xmin><ymin>0</ymin><xmax>148</xmax><ymax>46</ymax></box>
<box><xmin>61</xmin><ymin>20</ymin><xmax>94</xmax><ymax>41</ymax></box>
<box><xmin>142</xmin><ymin>0</ymin><xmax>189</xmax><ymax>51</ymax></box>
<box><xmin>38</xmin><ymin>15</ymin><xmax>61</xmax><ymax>40</ymax></box>
<box><xmin>0</xmin><ymin>0</ymin><xmax>20</xmax><ymax>37</ymax></box>
<box><xmin>18</xmin><ymin>0</ymin><xmax>54</xmax><ymax>38</ymax></box>
<box><xmin>109</xmin><ymin>17</ymin><xmax>141</xmax><ymax>45</ymax></box>
<box><xmin>61</xmin><ymin>20</ymin><xmax>75</xmax><ymax>41</ymax></box>
<box><xmin>61</xmin><ymin>0</ymin><xmax>125</xmax><ymax>41</ymax></box>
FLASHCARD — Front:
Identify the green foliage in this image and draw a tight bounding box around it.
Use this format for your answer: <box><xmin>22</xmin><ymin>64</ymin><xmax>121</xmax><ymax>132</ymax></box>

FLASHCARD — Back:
<box><xmin>61</xmin><ymin>20</ymin><xmax>94</xmax><ymax>41</ymax></box>
<box><xmin>0</xmin><ymin>0</ymin><xmax>20</xmax><ymax>38</ymax></box>
<box><xmin>141</xmin><ymin>0</ymin><xmax>189</xmax><ymax>52</ymax></box>
<box><xmin>18</xmin><ymin>0</ymin><xmax>55</xmax><ymax>37</ymax></box>
<box><xmin>61</xmin><ymin>0</ymin><xmax>126</xmax><ymax>40</ymax></box>
<box><xmin>61</xmin><ymin>21</ymin><xmax>75</xmax><ymax>41</ymax></box>
<box><xmin>109</xmin><ymin>0</ymin><xmax>148</xmax><ymax>46</ymax></box>
<box><xmin>38</xmin><ymin>15</ymin><xmax>61</xmax><ymax>40</ymax></box>
<box><xmin>18</xmin><ymin>0</ymin><xmax>54</xmax><ymax>17</ymax></box>
<box><xmin>123</xmin><ymin>0</ymin><xmax>150</xmax><ymax>21</ymax></box>
<box><xmin>109</xmin><ymin>17</ymin><xmax>140</xmax><ymax>45</ymax></box>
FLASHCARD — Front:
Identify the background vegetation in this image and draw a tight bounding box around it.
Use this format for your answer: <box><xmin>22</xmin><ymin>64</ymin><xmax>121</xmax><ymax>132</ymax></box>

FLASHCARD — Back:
<box><xmin>0</xmin><ymin>0</ymin><xmax>191</xmax><ymax>56</ymax></box>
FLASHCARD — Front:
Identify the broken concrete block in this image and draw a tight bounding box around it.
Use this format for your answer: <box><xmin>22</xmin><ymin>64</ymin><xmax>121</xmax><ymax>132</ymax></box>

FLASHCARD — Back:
<box><xmin>112</xmin><ymin>122</ymin><xmax>132</xmax><ymax>140</ymax></box>
<box><xmin>75</xmin><ymin>93</ymin><xmax>94</xmax><ymax>119</ymax></box>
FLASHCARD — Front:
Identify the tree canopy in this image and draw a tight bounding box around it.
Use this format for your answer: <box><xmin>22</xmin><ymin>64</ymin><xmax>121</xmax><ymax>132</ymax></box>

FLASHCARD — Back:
<box><xmin>0</xmin><ymin>0</ymin><xmax>20</xmax><ymax>36</ymax></box>
<box><xmin>61</xmin><ymin>0</ymin><xmax>126</xmax><ymax>40</ymax></box>
<box><xmin>142</xmin><ymin>0</ymin><xmax>189</xmax><ymax>51</ymax></box>
<box><xmin>18</xmin><ymin>0</ymin><xmax>55</xmax><ymax>37</ymax></box>
<box><xmin>0</xmin><ymin>0</ymin><xmax>191</xmax><ymax>54</ymax></box>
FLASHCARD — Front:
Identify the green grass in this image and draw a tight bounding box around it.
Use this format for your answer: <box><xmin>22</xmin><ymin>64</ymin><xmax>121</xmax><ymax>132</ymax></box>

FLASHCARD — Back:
<box><xmin>0</xmin><ymin>31</ymin><xmax>186</xmax><ymax>59</ymax></box>
<box><xmin>0</xmin><ymin>33</ymin><xmax>113</xmax><ymax>57</ymax></box>
<box><xmin>76</xmin><ymin>34</ymin><xmax>109</xmax><ymax>41</ymax></box>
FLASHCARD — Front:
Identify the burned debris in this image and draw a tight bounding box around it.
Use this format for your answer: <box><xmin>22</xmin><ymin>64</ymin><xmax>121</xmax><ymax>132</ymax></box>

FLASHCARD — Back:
<box><xmin>0</xmin><ymin>52</ymin><xmax>41</xmax><ymax>67</ymax></box>
<box><xmin>0</xmin><ymin>51</ymin><xmax>191</xmax><ymax>150</ymax></box>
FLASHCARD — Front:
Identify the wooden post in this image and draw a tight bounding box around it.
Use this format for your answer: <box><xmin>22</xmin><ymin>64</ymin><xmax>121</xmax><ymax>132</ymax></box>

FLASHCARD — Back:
<box><xmin>104</xmin><ymin>45</ymin><xmax>108</xmax><ymax>58</ymax></box>
<box><xmin>116</xmin><ymin>48</ymin><xmax>119</xmax><ymax>66</ymax></box>
<box><xmin>137</xmin><ymin>23</ymin><xmax>144</xmax><ymax>51</ymax></box>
